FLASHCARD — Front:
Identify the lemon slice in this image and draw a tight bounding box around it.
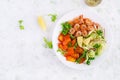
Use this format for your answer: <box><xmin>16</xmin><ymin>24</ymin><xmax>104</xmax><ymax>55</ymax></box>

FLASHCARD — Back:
<box><xmin>38</xmin><ymin>16</ymin><xmax>46</xmax><ymax>31</ymax></box>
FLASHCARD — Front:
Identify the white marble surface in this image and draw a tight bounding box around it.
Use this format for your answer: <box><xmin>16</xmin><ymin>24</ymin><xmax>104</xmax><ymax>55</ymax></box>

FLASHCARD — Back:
<box><xmin>0</xmin><ymin>0</ymin><xmax>120</xmax><ymax>80</ymax></box>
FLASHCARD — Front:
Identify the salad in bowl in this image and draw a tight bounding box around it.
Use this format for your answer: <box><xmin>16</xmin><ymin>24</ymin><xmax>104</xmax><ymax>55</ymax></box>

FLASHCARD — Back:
<box><xmin>53</xmin><ymin>9</ymin><xmax>107</xmax><ymax>70</ymax></box>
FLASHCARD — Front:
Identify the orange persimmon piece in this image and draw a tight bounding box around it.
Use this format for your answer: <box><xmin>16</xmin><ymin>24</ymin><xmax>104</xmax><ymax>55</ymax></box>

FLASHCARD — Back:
<box><xmin>63</xmin><ymin>35</ymin><xmax>71</xmax><ymax>46</ymax></box>
<box><xmin>58</xmin><ymin>33</ymin><xmax>64</xmax><ymax>42</ymax></box>
<box><xmin>58</xmin><ymin>43</ymin><xmax>67</xmax><ymax>50</ymax></box>
<box><xmin>62</xmin><ymin>45</ymin><xmax>68</xmax><ymax>50</ymax></box>
<box><xmin>71</xmin><ymin>39</ymin><xmax>76</xmax><ymax>46</ymax></box>
<box><xmin>75</xmin><ymin>47</ymin><xmax>84</xmax><ymax>54</ymax></box>
<box><xmin>66</xmin><ymin>56</ymin><xmax>76</xmax><ymax>62</ymax></box>
<box><xmin>79</xmin><ymin>58</ymin><xmax>86</xmax><ymax>63</ymax></box>
<box><xmin>67</xmin><ymin>47</ymin><xmax>74</xmax><ymax>54</ymax></box>
<box><xmin>71</xmin><ymin>53</ymin><xmax>79</xmax><ymax>59</ymax></box>
<box><xmin>58</xmin><ymin>43</ymin><xmax>63</xmax><ymax>49</ymax></box>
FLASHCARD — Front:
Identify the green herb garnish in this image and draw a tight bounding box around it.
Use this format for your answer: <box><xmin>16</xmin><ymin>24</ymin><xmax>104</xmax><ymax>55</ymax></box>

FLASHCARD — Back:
<box><xmin>43</xmin><ymin>37</ymin><xmax>53</xmax><ymax>49</ymax></box>
<box><xmin>70</xmin><ymin>34</ymin><xmax>75</xmax><ymax>39</ymax></box>
<box><xmin>74</xmin><ymin>43</ymin><xmax>78</xmax><ymax>49</ymax></box>
<box><xmin>86</xmin><ymin>59</ymin><xmax>90</xmax><ymax>65</ymax></box>
<box><xmin>18</xmin><ymin>20</ymin><xmax>24</xmax><ymax>30</ymax></box>
<box><xmin>48</xmin><ymin>14</ymin><xmax>57</xmax><ymax>22</ymax></box>
<box><xmin>93</xmin><ymin>43</ymin><xmax>101</xmax><ymax>49</ymax></box>
<box><xmin>61</xmin><ymin>22</ymin><xmax>72</xmax><ymax>35</ymax></box>
<box><xmin>86</xmin><ymin>57</ymin><xmax>95</xmax><ymax>65</ymax></box>
<box><xmin>96</xmin><ymin>30</ymin><xmax>103</xmax><ymax>36</ymax></box>
<box><xmin>68</xmin><ymin>42</ymin><xmax>72</xmax><ymax>47</ymax></box>
<box><xmin>89</xmin><ymin>57</ymin><xmax>95</xmax><ymax>60</ymax></box>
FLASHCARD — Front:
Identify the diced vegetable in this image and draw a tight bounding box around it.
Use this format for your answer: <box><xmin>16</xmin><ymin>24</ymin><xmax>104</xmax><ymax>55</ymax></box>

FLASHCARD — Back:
<box><xmin>66</xmin><ymin>56</ymin><xmax>76</xmax><ymax>62</ymax></box>
<box><xmin>71</xmin><ymin>53</ymin><xmax>79</xmax><ymax>59</ymax></box>
<box><xmin>58</xmin><ymin>34</ymin><xmax>64</xmax><ymax>42</ymax></box>
<box><xmin>79</xmin><ymin>58</ymin><xmax>86</xmax><ymax>63</ymax></box>
<box><xmin>71</xmin><ymin>39</ymin><xmax>76</xmax><ymax>46</ymax></box>
<box><xmin>63</xmin><ymin>35</ymin><xmax>71</xmax><ymax>45</ymax></box>
<box><xmin>58</xmin><ymin>43</ymin><xmax>68</xmax><ymax>50</ymax></box>
<box><xmin>75</xmin><ymin>47</ymin><xmax>84</xmax><ymax>54</ymax></box>
<box><xmin>67</xmin><ymin>47</ymin><xmax>74</xmax><ymax>54</ymax></box>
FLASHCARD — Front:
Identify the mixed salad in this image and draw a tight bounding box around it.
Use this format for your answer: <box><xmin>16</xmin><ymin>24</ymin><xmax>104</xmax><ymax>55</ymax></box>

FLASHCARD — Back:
<box><xmin>57</xmin><ymin>15</ymin><xmax>106</xmax><ymax>65</ymax></box>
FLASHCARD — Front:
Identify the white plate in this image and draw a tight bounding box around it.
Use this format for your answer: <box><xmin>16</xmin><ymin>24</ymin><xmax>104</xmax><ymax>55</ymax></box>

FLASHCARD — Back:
<box><xmin>52</xmin><ymin>9</ymin><xmax>111</xmax><ymax>70</ymax></box>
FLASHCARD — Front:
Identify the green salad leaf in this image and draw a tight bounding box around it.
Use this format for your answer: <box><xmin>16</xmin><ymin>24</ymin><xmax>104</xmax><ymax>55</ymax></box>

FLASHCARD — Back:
<box><xmin>96</xmin><ymin>30</ymin><xmax>103</xmax><ymax>36</ymax></box>
<box><xmin>93</xmin><ymin>43</ymin><xmax>101</xmax><ymax>48</ymax></box>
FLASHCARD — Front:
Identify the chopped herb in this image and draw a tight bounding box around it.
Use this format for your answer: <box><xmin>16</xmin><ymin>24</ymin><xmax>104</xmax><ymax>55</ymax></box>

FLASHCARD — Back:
<box><xmin>96</xmin><ymin>30</ymin><xmax>103</xmax><ymax>36</ymax></box>
<box><xmin>18</xmin><ymin>20</ymin><xmax>24</xmax><ymax>30</ymax></box>
<box><xmin>43</xmin><ymin>37</ymin><xmax>53</xmax><ymax>49</ymax></box>
<box><xmin>76</xmin><ymin>49</ymin><xmax>88</xmax><ymax>63</ymax></box>
<box><xmin>20</xmin><ymin>25</ymin><xmax>24</xmax><ymax>30</ymax></box>
<box><xmin>95</xmin><ymin>52</ymin><xmax>98</xmax><ymax>55</ymax></box>
<box><xmin>48</xmin><ymin>14</ymin><xmax>57</xmax><ymax>22</ymax></box>
<box><xmin>86</xmin><ymin>60</ymin><xmax>90</xmax><ymax>65</ymax></box>
<box><xmin>93</xmin><ymin>43</ymin><xmax>101</xmax><ymax>48</ymax></box>
<box><xmin>89</xmin><ymin>57</ymin><xmax>95</xmax><ymax>60</ymax></box>
<box><xmin>86</xmin><ymin>57</ymin><xmax>95</xmax><ymax>65</ymax></box>
<box><xmin>70</xmin><ymin>34</ymin><xmax>75</xmax><ymax>39</ymax></box>
<box><xmin>57</xmin><ymin>48</ymin><xmax>65</xmax><ymax>55</ymax></box>
<box><xmin>74</xmin><ymin>43</ymin><xmax>78</xmax><ymax>49</ymax></box>
<box><xmin>68</xmin><ymin>42</ymin><xmax>72</xmax><ymax>47</ymax></box>
<box><xmin>19</xmin><ymin>20</ymin><xmax>23</xmax><ymax>24</ymax></box>
<box><xmin>61</xmin><ymin>22</ymin><xmax>72</xmax><ymax>35</ymax></box>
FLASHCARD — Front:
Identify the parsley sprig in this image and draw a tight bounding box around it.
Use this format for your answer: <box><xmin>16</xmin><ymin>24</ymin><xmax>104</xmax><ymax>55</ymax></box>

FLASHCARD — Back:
<box><xmin>18</xmin><ymin>20</ymin><xmax>24</xmax><ymax>30</ymax></box>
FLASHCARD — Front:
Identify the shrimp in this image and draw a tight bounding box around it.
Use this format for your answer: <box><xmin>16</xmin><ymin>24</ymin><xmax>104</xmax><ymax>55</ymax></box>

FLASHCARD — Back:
<box><xmin>69</xmin><ymin>21</ymin><xmax>74</xmax><ymax>27</ymax></box>
<box><xmin>82</xmin><ymin>30</ymin><xmax>88</xmax><ymax>37</ymax></box>
<box><xmin>74</xmin><ymin>24</ymin><xmax>80</xmax><ymax>31</ymax></box>
<box><xmin>84</xmin><ymin>18</ymin><xmax>93</xmax><ymax>26</ymax></box>
<box><xmin>69</xmin><ymin>28</ymin><xmax>75</xmax><ymax>35</ymax></box>
<box><xmin>79</xmin><ymin>15</ymin><xmax>83</xmax><ymax>19</ymax></box>
<box><xmin>87</xmin><ymin>25</ymin><xmax>95</xmax><ymax>31</ymax></box>
<box><xmin>79</xmin><ymin>15</ymin><xmax>84</xmax><ymax>24</ymax></box>
<box><xmin>80</xmin><ymin>24</ymin><xmax>87</xmax><ymax>31</ymax></box>
<box><xmin>93</xmin><ymin>22</ymin><xmax>100</xmax><ymax>29</ymax></box>
<box><xmin>75</xmin><ymin>31</ymin><xmax>82</xmax><ymax>37</ymax></box>
<box><xmin>73</xmin><ymin>17</ymin><xmax>80</xmax><ymax>24</ymax></box>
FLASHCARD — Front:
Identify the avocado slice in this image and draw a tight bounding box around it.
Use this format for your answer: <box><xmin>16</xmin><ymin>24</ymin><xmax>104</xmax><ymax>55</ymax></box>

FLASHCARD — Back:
<box><xmin>77</xmin><ymin>36</ymin><xmax>83</xmax><ymax>47</ymax></box>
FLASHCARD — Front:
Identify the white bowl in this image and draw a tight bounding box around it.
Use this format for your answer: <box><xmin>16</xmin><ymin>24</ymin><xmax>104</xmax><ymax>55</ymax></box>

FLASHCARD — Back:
<box><xmin>52</xmin><ymin>9</ymin><xmax>111</xmax><ymax>70</ymax></box>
